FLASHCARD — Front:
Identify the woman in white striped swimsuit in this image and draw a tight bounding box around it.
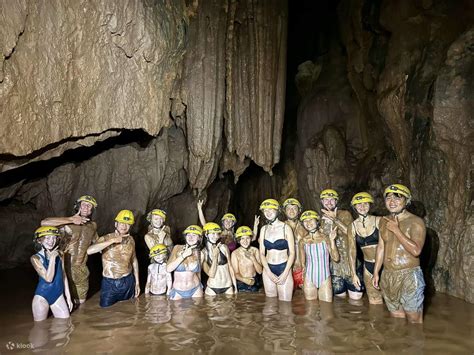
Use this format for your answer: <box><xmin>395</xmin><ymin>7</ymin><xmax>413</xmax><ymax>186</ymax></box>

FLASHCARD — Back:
<box><xmin>299</xmin><ymin>210</ymin><xmax>339</xmax><ymax>302</ymax></box>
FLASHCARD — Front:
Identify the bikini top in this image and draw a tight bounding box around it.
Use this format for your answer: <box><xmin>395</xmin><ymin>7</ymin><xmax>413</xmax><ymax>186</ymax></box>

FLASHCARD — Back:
<box><xmin>263</xmin><ymin>223</ymin><xmax>289</xmax><ymax>250</ymax></box>
<box><xmin>175</xmin><ymin>255</ymin><xmax>201</xmax><ymax>273</ymax></box>
<box><xmin>355</xmin><ymin>227</ymin><xmax>379</xmax><ymax>248</ymax></box>
<box><xmin>207</xmin><ymin>248</ymin><xmax>228</xmax><ymax>266</ymax></box>
<box><xmin>264</xmin><ymin>238</ymin><xmax>289</xmax><ymax>250</ymax></box>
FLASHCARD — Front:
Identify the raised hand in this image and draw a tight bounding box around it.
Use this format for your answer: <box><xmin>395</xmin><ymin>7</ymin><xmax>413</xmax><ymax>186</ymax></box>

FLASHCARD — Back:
<box><xmin>70</xmin><ymin>212</ymin><xmax>89</xmax><ymax>225</ymax></box>
<box><xmin>321</xmin><ymin>209</ymin><xmax>337</xmax><ymax>221</ymax></box>
<box><xmin>181</xmin><ymin>245</ymin><xmax>193</xmax><ymax>259</ymax></box>
<box><xmin>383</xmin><ymin>216</ymin><xmax>401</xmax><ymax>234</ymax></box>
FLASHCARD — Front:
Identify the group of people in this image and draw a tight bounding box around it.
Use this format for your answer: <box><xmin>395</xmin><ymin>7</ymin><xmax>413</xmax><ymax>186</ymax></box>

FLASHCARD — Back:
<box><xmin>31</xmin><ymin>183</ymin><xmax>426</xmax><ymax>324</ymax></box>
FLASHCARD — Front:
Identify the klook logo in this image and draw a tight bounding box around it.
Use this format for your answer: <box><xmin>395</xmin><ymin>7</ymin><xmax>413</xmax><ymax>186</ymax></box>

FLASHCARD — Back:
<box><xmin>5</xmin><ymin>341</ymin><xmax>34</xmax><ymax>350</ymax></box>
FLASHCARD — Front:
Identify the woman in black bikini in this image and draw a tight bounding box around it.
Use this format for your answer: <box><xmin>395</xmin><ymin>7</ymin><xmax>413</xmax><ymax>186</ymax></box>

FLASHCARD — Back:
<box><xmin>348</xmin><ymin>192</ymin><xmax>383</xmax><ymax>304</ymax></box>
<box><xmin>202</xmin><ymin>222</ymin><xmax>237</xmax><ymax>296</ymax></box>
<box><xmin>258</xmin><ymin>199</ymin><xmax>295</xmax><ymax>301</ymax></box>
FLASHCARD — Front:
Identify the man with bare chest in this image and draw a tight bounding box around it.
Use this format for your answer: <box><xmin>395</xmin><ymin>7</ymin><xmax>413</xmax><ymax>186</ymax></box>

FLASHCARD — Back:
<box><xmin>231</xmin><ymin>226</ymin><xmax>263</xmax><ymax>292</ymax></box>
<box><xmin>373</xmin><ymin>184</ymin><xmax>426</xmax><ymax>323</ymax></box>
<box><xmin>41</xmin><ymin>195</ymin><xmax>99</xmax><ymax>304</ymax></box>
<box><xmin>87</xmin><ymin>210</ymin><xmax>140</xmax><ymax>308</ymax></box>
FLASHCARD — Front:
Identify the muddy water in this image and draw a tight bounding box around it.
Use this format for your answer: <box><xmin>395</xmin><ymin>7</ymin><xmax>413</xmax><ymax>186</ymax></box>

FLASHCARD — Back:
<box><xmin>0</xmin><ymin>269</ymin><xmax>473</xmax><ymax>354</ymax></box>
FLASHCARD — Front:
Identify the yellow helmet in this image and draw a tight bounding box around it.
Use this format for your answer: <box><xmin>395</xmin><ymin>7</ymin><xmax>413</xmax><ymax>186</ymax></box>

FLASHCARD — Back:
<box><xmin>34</xmin><ymin>226</ymin><xmax>60</xmax><ymax>239</ymax></box>
<box><xmin>183</xmin><ymin>225</ymin><xmax>203</xmax><ymax>236</ymax></box>
<box><xmin>203</xmin><ymin>222</ymin><xmax>222</xmax><ymax>234</ymax></box>
<box><xmin>147</xmin><ymin>209</ymin><xmax>167</xmax><ymax>221</ymax></box>
<box><xmin>115</xmin><ymin>210</ymin><xmax>135</xmax><ymax>225</ymax></box>
<box><xmin>149</xmin><ymin>244</ymin><xmax>168</xmax><ymax>258</ymax></box>
<box><xmin>320</xmin><ymin>189</ymin><xmax>339</xmax><ymax>200</ymax></box>
<box><xmin>221</xmin><ymin>213</ymin><xmax>237</xmax><ymax>222</ymax></box>
<box><xmin>259</xmin><ymin>198</ymin><xmax>280</xmax><ymax>211</ymax></box>
<box><xmin>351</xmin><ymin>192</ymin><xmax>374</xmax><ymax>206</ymax></box>
<box><xmin>235</xmin><ymin>226</ymin><xmax>253</xmax><ymax>239</ymax></box>
<box><xmin>300</xmin><ymin>210</ymin><xmax>320</xmax><ymax>222</ymax></box>
<box><xmin>77</xmin><ymin>195</ymin><xmax>98</xmax><ymax>208</ymax></box>
<box><xmin>282</xmin><ymin>198</ymin><xmax>302</xmax><ymax>209</ymax></box>
<box><xmin>384</xmin><ymin>184</ymin><xmax>412</xmax><ymax>200</ymax></box>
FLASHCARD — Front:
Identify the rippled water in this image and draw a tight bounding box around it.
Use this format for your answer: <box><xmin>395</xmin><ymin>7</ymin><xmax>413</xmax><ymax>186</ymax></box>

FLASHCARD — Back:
<box><xmin>0</xmin><ymin>269</ymin><xmax>473</xmax><ymax>354</ymax></box>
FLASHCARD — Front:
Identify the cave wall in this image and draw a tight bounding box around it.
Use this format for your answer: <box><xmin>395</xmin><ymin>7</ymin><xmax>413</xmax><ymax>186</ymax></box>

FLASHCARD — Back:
<box><xmin>295</xmin><ymin>0</ymin><xmax>473</xmax><ymax>302</ymax></box>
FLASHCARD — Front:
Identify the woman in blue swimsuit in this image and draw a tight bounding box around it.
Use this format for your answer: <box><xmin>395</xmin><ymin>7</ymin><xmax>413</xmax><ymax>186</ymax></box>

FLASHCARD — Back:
<box><xmin>31</xmin><ymin>226</ymin><xmax>73</xmax><ymax>321</ymax></box>
<box><xmin>167</xmin><ymin>225</ymin><xmax>204</xmax><ymax>300</ymax></box>
<box><xmin>258</xmin><ymin>199</ymin><xmax>295</xmax><ymax>301</ymax></box>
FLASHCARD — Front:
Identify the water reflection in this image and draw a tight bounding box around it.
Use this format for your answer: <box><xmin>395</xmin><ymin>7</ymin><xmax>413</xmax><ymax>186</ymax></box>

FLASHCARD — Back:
<box><xmin>0</xmin><ymin>290</ymin><xmax>472</xmax><ymax>353</ymax></box>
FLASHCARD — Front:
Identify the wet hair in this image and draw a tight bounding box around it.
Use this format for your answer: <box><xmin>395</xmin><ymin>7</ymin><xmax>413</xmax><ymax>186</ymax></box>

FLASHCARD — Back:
<box><xmin>386</xmin><ymin>193</ymin><xmax>411</xmax><ymax>205</ymax></box>
<box><xmin>33</xmin><ymin>238</ymin><xmax>44</xmax><ymax>252</ymax></box>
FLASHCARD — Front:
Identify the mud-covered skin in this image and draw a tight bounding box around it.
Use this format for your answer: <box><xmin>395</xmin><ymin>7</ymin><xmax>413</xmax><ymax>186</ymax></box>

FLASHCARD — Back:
<box><xmin>320</xmin><ymin>210</ymin><xmax>353</xmax><ymax>278</ymax></box>
<box><xmin>379</xmin><ymin>211</ymin><xmax>426</xmax><ymax>271</ymax></box>
<box><xmin>231</xmin><ymin>237</ymin><xmax>263</xmax><ymax>286</ymax></box>
<box><xmin>285</xmin><ymin>219</ymin><xmax>307</xmax><ymax>270</ymax></box>
<box><xmin>144</xmin><ymin>225</ymin><xmax>173</xmax><ymax>253</ymax></box>
<box><xmin>59</xmin><ymin>222</ymin><xmax>98</xmax><ymax>301</ymax></box>
<box><xmin>61</xmin><ymin>222</ymin><xmax>98</xmax><ymax>266</ymax></box>
<box><xmin>97</xmin><ymin>233</ymin><xmax>136</xmax><ymax>279</ymax></box>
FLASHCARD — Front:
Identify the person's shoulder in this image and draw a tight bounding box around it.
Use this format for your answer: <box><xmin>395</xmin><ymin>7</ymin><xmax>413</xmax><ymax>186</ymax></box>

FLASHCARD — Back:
<box><xmin>338</xmin><ymin>209</ymin><xmax>353</xmax><ymax>219</ymax></box>
<box><xmin>404</xmin><ymin>211</ymin><xmax>425</xmax><ymax>226</ymax></box>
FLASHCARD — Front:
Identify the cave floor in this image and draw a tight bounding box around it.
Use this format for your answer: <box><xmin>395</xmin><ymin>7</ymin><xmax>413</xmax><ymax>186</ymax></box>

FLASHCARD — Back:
<box><xmin>0</xmin><ymin>268</ymin><xmax>473</xmax><ymax>354</ymax></box>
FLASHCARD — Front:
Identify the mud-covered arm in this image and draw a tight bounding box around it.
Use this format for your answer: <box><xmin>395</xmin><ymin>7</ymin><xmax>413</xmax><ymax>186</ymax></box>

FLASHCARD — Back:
<box><xmin>31</xmin><ymin>253</ymin><xmax>57</xmax><ymax>283</ymax></box>
<box><xmin>334</xmin><ymin>211</ymin><xmax>352</xmax><ymax>235</ymax></box>
<box><xmin>348</xmin><ymin>223</ymin><xmax>358</xmax><ymax>276</ymax></box>
<box><xmin>231</xmin><ymin>252</ymin><xmax>245</xmax><ymax>283</ymax></box>
<box><xmin>298</xmin><ymin>239</ymin><xmax>306</xmax><ymax>272</ymax></box>
<box><xmin>386</xmin><ymin>216</ymin><xmax>426</xmax><ymax>257</ymax></box>
<box><xmin>252</xmin><ymin>248</ymin><xmax>263</xmax><ymax>274</ymax></box>
<box><xmin>41</xmin><ymin>214</ymin><xmax>88</xmax><ymax>227</ymax></box>
<box><xmin>87</xmin><ymin>236</ymin><xmax>117</xmax><ymax>255</ymax></box>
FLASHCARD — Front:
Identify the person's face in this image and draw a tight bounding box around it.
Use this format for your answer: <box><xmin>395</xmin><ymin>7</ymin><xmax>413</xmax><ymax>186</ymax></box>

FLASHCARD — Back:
<box><xmin>239</xmin><ymin>235</ymin><xmax>251</xmax><ymax>248</ymax></box>
<box><xmin>153</xmin><ymin>253</ymin><xmax>167</xmax><ymax>264</ymax></box>
<box><xmin>41</xmin><ymin>235</ymin><xmax>58</xmax><ymax>250</ymax></box>
<box><xmin>151</xmin><ymin>215</ymin><xmax>164</xmax><ymax>229</ymax></box>
<box><xmin>263</xmin><ymin>208</ymin><xmax>278</xmax><ymax>221</ymax></box>
<box><xmin>385</xmin><ymin>193</ymin><xmax>407</xmax><ymax>214</ymax></box>
<box><xmin>355</xmin><ymin>202</ymin><xmax>370</xmax><ymax>216</ymax></box>
<box><xmin>285</xmin><ymin>205</ymin><xmax>300</xmax><ymax>219</ymax></box>
<box><xmin>303</xmin><ymin>218</ymin><xmax>318</xmax><ymax>232</ymax></box>
<box><xmin>79</xmin><ymin>201</ymin><xmax>93</xmax><ymax>217</ymax></box>
<box><xmin>321</xmin><ymin>198</ymin><xmax>337</xmax><ymax>211</ymax></box>
<box><xmin>186</xmin><ymin>233</ymin><xmax>200</xmax><ymax>246</ymax></box>
<box><xmin>206</xmin><ymin>232</ymin><xmax>221</xmax><ymax>244</ymax></box>
<box><xmin>115</xmin><ymin>222</ymin><xmax>131</xmax><ymax>235</ymax></box>
<box><xmin>222</xmin><ymin>218</ymin><xmax>234</xmax><ymax>230</ymax></box>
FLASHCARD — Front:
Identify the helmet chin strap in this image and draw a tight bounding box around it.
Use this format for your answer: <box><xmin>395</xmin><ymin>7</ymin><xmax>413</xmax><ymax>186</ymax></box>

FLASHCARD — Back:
<box><xmin>391</xmin><ymin>208</ymin><xmax>406</xmax><ymax>217</ymax></box>
<box><xmin>358</xmin><ymin>213</ymin><xmax>368</xmax><ymax>227</ymax></box>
